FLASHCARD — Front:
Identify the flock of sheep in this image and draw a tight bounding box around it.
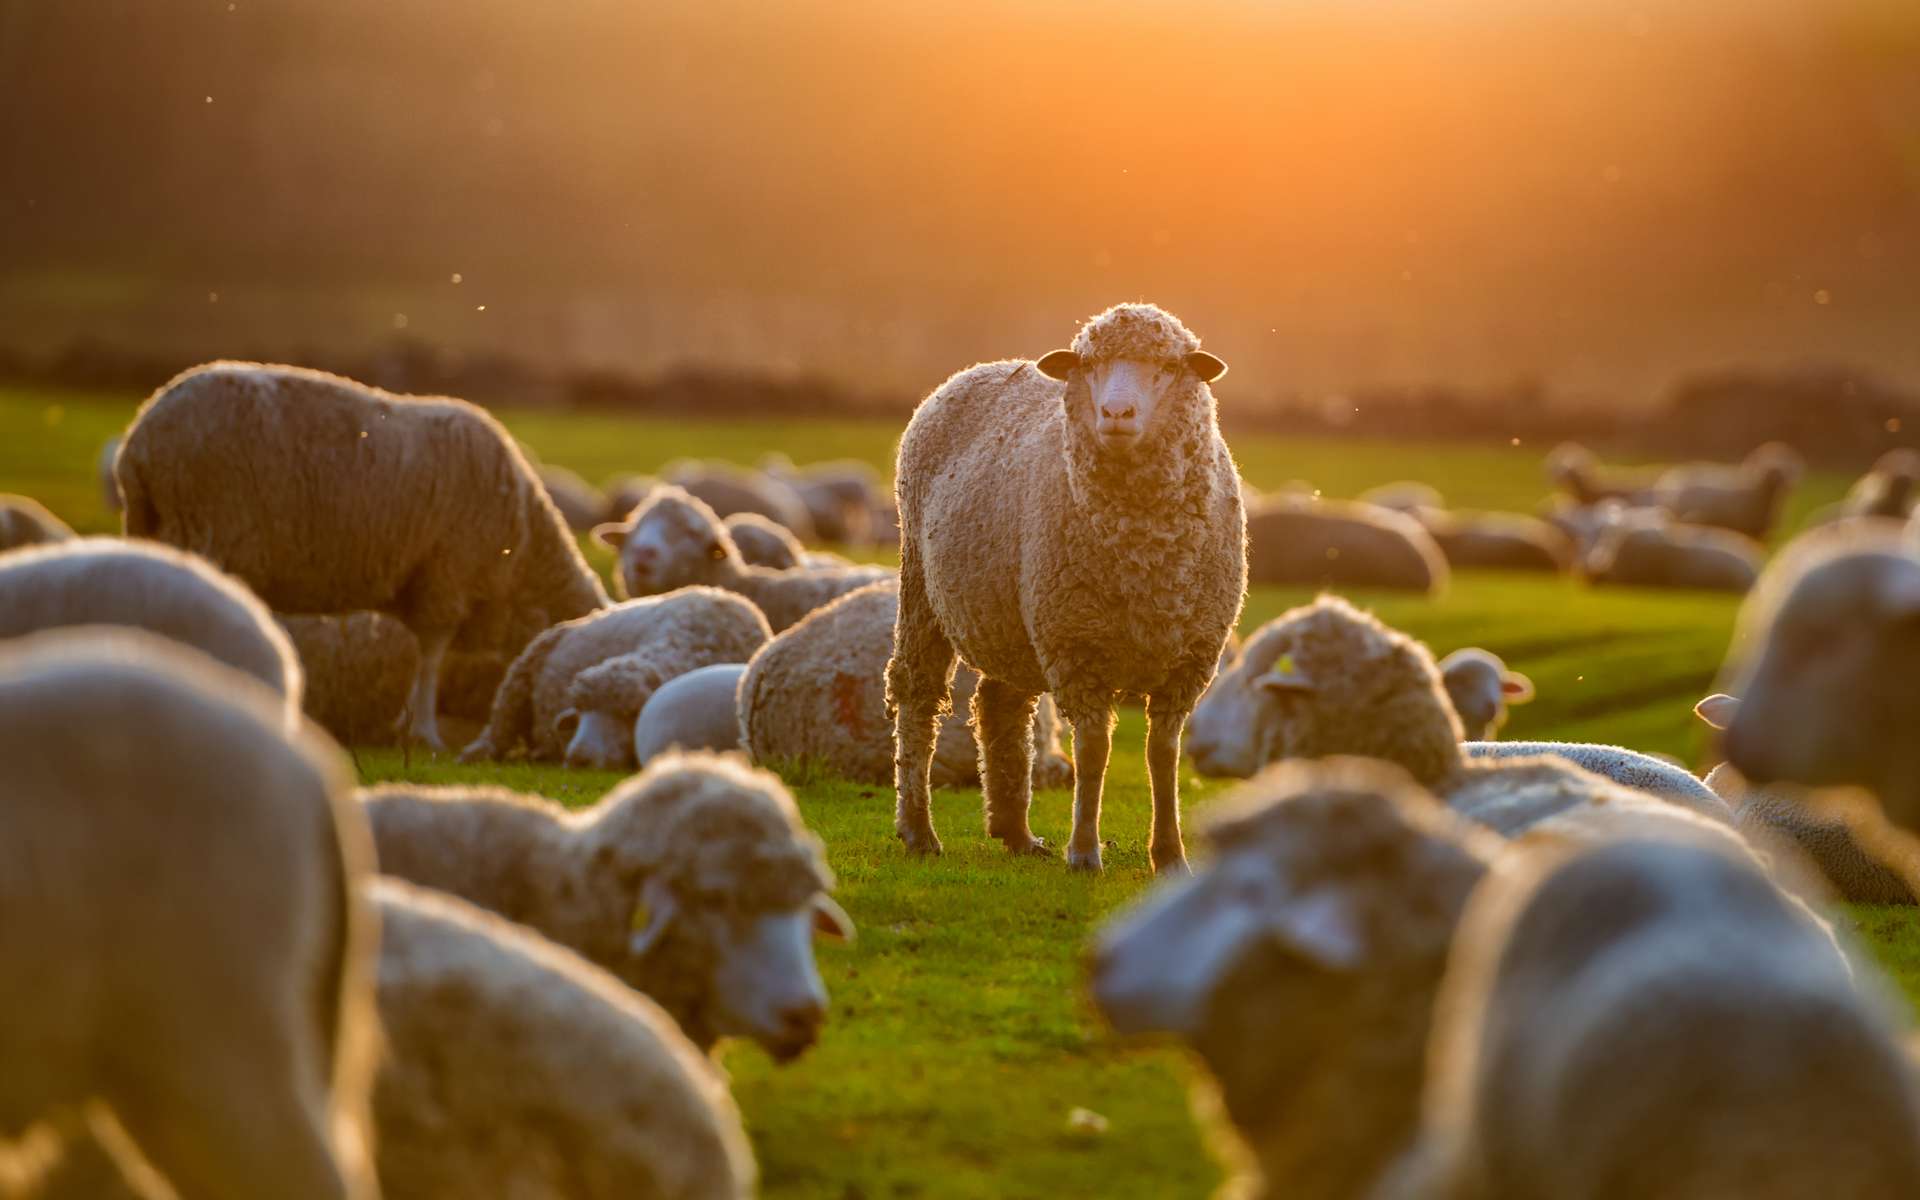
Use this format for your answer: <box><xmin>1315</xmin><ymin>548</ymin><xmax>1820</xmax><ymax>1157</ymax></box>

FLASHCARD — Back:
<box><xmin>4</xmin><ymin>300</ymin><xmax>1920</xmax><ymax>1198</ymax></box>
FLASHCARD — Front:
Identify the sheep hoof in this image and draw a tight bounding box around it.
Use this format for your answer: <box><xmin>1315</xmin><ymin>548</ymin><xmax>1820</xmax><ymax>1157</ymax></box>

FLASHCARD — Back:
<box><xmin>1066</xmin><ymin>846</ymin><xmax>1104</xmax><ymax>872</ymax></box>
<box><xmin>897</xmin><ymin>827</ymin><xmax>944</xmax><ymax>857</ymax></box>
<box><xmin>1002</xmin><ymin>834</ymin><xmax>1053</xmax><ymax>858</ymax></box>
<box><xmin>1151</xmin><ymin>855</ymin><xmax>1191</xmax><ymax>877</ymax></box>
<box><xmin>455</xmin><ymin>740</ymin><xmax>491</xmax><ymax>764</ymax></box>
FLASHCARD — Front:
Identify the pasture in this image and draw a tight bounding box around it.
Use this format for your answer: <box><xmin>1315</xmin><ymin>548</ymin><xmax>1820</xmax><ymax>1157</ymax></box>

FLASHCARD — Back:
<box><xmin>8</xmin><ymin>382</ymin><xmax>1919</xmax><ymax>1200</ymax></box>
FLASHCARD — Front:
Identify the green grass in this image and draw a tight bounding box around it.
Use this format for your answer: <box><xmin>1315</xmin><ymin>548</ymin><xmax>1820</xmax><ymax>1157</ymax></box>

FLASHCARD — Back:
<box><xmin>7</xmin><ymin>384</ymin><xmax>1919</xmax><ymax>1199</ymax></box>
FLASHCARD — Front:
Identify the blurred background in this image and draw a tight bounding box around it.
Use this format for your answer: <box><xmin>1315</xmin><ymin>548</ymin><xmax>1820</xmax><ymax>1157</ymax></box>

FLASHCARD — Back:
<box><xmin>4</xmin><ymin>0</ymin><xmax>1918</xmax><ymax>452</ymax></box>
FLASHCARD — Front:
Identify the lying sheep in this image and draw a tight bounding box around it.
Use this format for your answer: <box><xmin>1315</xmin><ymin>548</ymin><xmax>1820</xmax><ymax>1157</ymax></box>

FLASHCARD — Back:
<box><xmin>594</xmin><ymin>484</ymin><xmax>889</xmax><ymax>632</ymax></box>
<box><xmin>362</xmin><ymin>752</ymin><xmax>853</xmax><ymax>1058</ymax></box>
<box><xmin>537</xmin><ymin>463</ymin><xmax>611</xmax><ymax>533</ymax></box>
<box><xmin>761</xmin><ymin>454</ymin><xmax>883</xmax><ymax>545</ymax></box>
<box><xmin>724</xmin><ymin>510</ymin><xmax>805</xmax><ymax>568</ymax></box>
<box><xmin>1355</xmin><ymin>480</ymin><xmax>1445</xmax><ymax>512</ymax></box>
<box><xmin>741</xmin><ymin>579</ymin><xmax>1074</xmax><ymax>790</ymax></box>
<box><xmin>1437</xmin><ymin>648</ymin><xmax>1534</xmax><ymax>740</ymax></box>
<box><xmin>0</xmin><ymin>629</ymin><xmax>379</xmax><ymax>1200</ymax></box>
<box><xmin>118</xmin><ymin>361</ymin><xmax>610</xmax><ymax>749</ymax></box>
<box><xmin>278</xmin><ymin>612</ymin><xmax>505</xmax><ymax>747</ymax></box>
<box><xmin>1652</xmin><ymin>441</ymin><xmax>1804</xmax><ymax>540</ymax></box>
<box><xmin>372</xmin><ymin>878</ymin><xmax>755</xmax><ymax>1200</ymax></box>
<box><xmin>1244</xmin><ymin>492</ymin><xmax>1448</xmax><ymax>593</ymax></box>
<box><xmin>1719</xmin><ymin>524</ymin><xmax>1920</xmax><ymax>830</ymax></box>
<box><xmin>0</xmin><ymin>493</ymin><xmax>75</xmax><ymax>550</ymax></box>
<box><xmin>1089</xmin><ymin>756</ymin><xmax>1754</xmax><ymax>1200</ymax></box>
<box><xmin>458</xmin><ymin>587</ymin><xmax>771</xmax><ymax>769</ymax></box>
<box><xmin>0</xmin><ymin>538</ymin><xmax>302</xmax><ymax>725</ymax></box>
<box><xmin>634</xmin><ymin>663</ymin><xmax>748</xmax><ymax>763</ymax></box>
<box><xmin>890</xmin><ymin>303</ymin><xmax>1245</xmax><ymax>871</ymax></box>
<box><xmin>1358</xmin><ymin>485</ymin><xmax>1572</xmax><ymax>573</ymax></box>
<box><xmin>1396</xmin><ymin>837</ymin><xmax>1920</xmax><ymax>1199</ymax></box>
<box><xmin>1185</xmin><ymin>596</ymin><xmax>1735</xmax><ymax>824</ymax></box>
<box><xmin>1582</xmin><ymin>511</ymin><xmax>1764</xmax><ymax>592</ymax></box>
<box><xmin>1544</xmin><ymin>442</ymin><xmax>1658</xmax><ymax>506</ymax></box>
<box><xmin>662</xmin><ymin>459</ymin><xmax>815</xmax><ymax>541</ymax></box>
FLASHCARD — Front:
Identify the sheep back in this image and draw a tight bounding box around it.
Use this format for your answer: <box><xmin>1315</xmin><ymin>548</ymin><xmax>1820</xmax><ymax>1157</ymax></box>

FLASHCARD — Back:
<box><xmin>1246</xmin><ymin>497</ymin><xmax>1448</xmax><ymax>593</ymax></box>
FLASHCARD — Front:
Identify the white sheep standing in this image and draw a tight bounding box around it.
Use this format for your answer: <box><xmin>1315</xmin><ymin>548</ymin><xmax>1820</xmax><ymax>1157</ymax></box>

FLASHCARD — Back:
<box><xmin>117</xmin><ymin>361</ymin><xmax>610</xmax><ymax>749</ymax></box>
<box><xmin>1651</xmin><ymin>441</ymin><xmax>1804</xmax><ymax>540</ymax></box>
<box><xmin>1393</xmin><ymin>836</ymin><xmax>1920</xmax><ymax>1199</ymax></box>
<box><xmin>889</xmin><ymin>303</ymin><xmax>1246</xmax><ymax>872</ymax></box>
<box><xmin>361</xmin><ymin>752</ymin><xmax>853</xmax><ymax>1058</ymax></box>
<box><xmin>0</xmin><ymin>493</ymin><xmax>75</xmax><ymax>550</ymax></box>
<box><xmin>370</xmin><ymin>878</ymin><xmax>756</xmax><ymax>1200</ymax></box>
<box><xmin>1544</xmin><ymin>442</ymin><xmax>1659</xmax><ymax>506</ymax></box>
<box><xmin>633</xmin><ymin>663</ymin><xmax>749</xmax><ymax>764</ymax></box>
<box><xmin>593</xmin><ymin>484</ymin><xmax>889</xmax><ymax>631</ymax></box>
<box><xmin>739</xmin><ymin>579</ymin><xmax>1074</xmax><ymax>790</ymax></box>
<box><xmin>1581</xmin><ymin>509</ymin><xmax>1766</xmax><ymax>593</ymax></box>
<box><xmin>760</xmin><ymin>453</ymin><xmax>883</xmax><ymax>545</ymax></box>
<box><xmin>0</xmin><ymin>537</ymin><xmax>303</xmax><ymax>726</ymax></box>
<box><xmin>1436</xmin><ymin>648</ymin><xmax>1534</xmax><ymax>740</ymax></box>
<box><xmin>458</xmin><ymin>587</ymin><xmax>771</xmax><ymax>769</ymax></box>
<box><xmin>0</xmin><ymin>629</ymin><xmax>379</xmax><ymax>1200</ymax></box>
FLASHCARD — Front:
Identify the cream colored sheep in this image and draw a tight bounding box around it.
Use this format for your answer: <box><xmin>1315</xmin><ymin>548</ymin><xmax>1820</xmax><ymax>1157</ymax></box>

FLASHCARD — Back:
<box><xmin>1437</xmin><ymin>647</ymin><xmax>1534</xmax><ymax>740</ymax></box>
<box><xmin>662</xmin><ymin>459</ymin><xmax>815</xmax><ymax>540</ymax></box>
<box><xmin>1652</xmin><ymin>441</ymin><xmax>1803</xmax><ymax>540</ymax></box>
<box><xmin>278</xmin><ymin>611</ymin><xmax>505</xmax><ymax>747</ymax></box>
<box><xmin>633</xmin><ymin>663</ymin><xmax>749</xmax><ymax>763</ymax></box>
<box><xmin>724</xmin><ymin>511</ymin><xmax>805</xmax><ymax>568</ymax></box>
<box><xmin>1244</xmin><ymin>493</ymin><xmax>1448</xmax><ymax>592</ymax></box>
<box><xmin>1582</xmin><ymin>512</ymin><xmax>1763</xmax><ymax>593</ymax></box>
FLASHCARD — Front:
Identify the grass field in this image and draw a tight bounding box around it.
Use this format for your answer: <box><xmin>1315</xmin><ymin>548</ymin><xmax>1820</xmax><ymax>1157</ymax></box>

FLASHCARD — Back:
<box><xmin>7</xmin><ymin>383</ymin><xmax>1918</xmax><ymax>1199</ymax></box>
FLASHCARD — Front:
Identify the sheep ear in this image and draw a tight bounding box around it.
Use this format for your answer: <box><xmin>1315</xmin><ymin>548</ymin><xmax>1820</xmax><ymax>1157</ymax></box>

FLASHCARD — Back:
<box><xmin>1036</xmin><ymin>350</ymin><xmax>1081</xmax><ymax>381</ymax></box>
<box><xmin>1501</xmin><ymin>671</ymin><xmax>1535</xmax><ymax>703</ymax></box>
<box><xmin>628</xmin><ymin>876</ymin><xmax>678</xmax><ymax>957</ymax></box>
<box><xmin>592</xmin><ymin>522</ymin><xmax>630</xmax><ymax>549</ymax></box>
<box><xmin>1256</xmin><ymin>654</ymin><xmax>1314</xmax><ymax>695</ymax></box>
<box><xmin>812</xmin><ymin>894</ymin><xmax>855</xmax><ymax>943</ymax></box>
<box><xmin>1268</xmin><ymin>887</ymin><xmax>1365</xmax><ymax>970</ymax></box>
<box><xmin>1694</xmin><ymin>693</ymin><xmax>1740</xmax><ymax>730</ymax></box>
<box><xmin>1185</xmin><ymin>350</ymin><xmax>1228</xmax><ymax>383</ymax></box>
<box><xmin>555</xmin><ymin>708</ymin><xmax>581</xmax><ymax>737</ymax></box>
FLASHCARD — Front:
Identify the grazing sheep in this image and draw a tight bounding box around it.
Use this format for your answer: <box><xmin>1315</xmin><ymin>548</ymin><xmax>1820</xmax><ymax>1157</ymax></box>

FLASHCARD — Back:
<box><xmin>0</xmin><ymin>538</ymin><xmax>302</xmax><ymax>725</ymax></box>
<box><xmin>1185</xmin><ymin>596</ymin><xmax>1735</xmax><ymax>824</ymax></box>
<box><xmin>277</xmin><ymin>612</ymin><xmax>506</xmax><ymax>747</ymax></box>
<box><xmin>1245</xmin><ymin>493</ymin><xmax>1448</xmax><ymax>593</ymax></box>
<box><xmin>1582</xmin><ymin>512</ymin><xmax>1763</xmax><ymax>593</ymax></box>
<box><xmin>889</xmin><ymin>303</ymin><xmax>1245</xmax><ymax>871</ymax></box>
<box><xmin>740</xmin><ymin>580</ymin><xmax>1073</xmax><ymax>790</ymax></box>
<box><xmin>1832</xmin><ymin>448</ymin><xmax>1920</xmax><ymax>523</ymax></box>
<box><xmin>1719</xmin><ymin>525</ymin><xmax>1920</xmax><ymax>830</ymax></box>
<box><xmin>662</xmin><ymin>460</ymin><xmax>815</xmax><ymax>541</ymax></box>
<box><xmin>1652</xmin><ymin>441</ymin><xmax>1804</xmax><ymax>540</ymax></box>
<box><xmin>761</xmin><ymin>454</ymin><xmax>883</xmax><ymax>546</ymax></box>
<box><xmin>97</xmin><ymin>435</ymin><xmax>123</xmax><ymax>512</ymax></box>
<box><xmin>361</xmin><ymin>752</ymin><xmax>853</xmax><ymax>1058</ymax></box>
<box><xmin>1396</xmin><ymin>837</ymin><xmax>1920</xmax><ymax>1200</ymax></box>
<box><xmin>117</xmin><ymin>361</ymin><xmax>610</xmax><ymax>750</ymax></box>
<box><xmin>1089</xmin><ymin>756</ymin><xmax>1752</xmax><ymax>1200</ymax></box>
<box><xmin>1437</xmin><ymin>648</ymin><xmax>1534</xmax><ymax>740</ymax></box>
<box><xmin>458</xmin><ymin>587</ymin><xmax>771</xmax><ymax>769</ymax></box>
<box><xmin>0</xmin><ymin>629</ymin><xmax>379</xmax><ymax>1200</ymax></box>
<box><xmin>371</xmin><ymin>878</ymin><xmax>755</xmax><ymax>1200</ymax></box>
<box><xmin>537</xmin><ymin>463</ymin><xmax>611</xmax><ymax>533</ymax></box>
<box><xmin>0</xmin><ymin>493</ymin><xmax>75</xmax><ymax>550</ymax></box>
<box><xmin>634</xmin><ymin>663</ymin><xmax>748</xmax><ymax>763</ymax></box>
<box><xmin>724</xmin><ymin>510</ymin><xmax>805</xmax><ymax>569</ymax></box>
<box><xmin>594</xmin><ymin>484</ymin><xmax>889</xmax><ymax>632</ymax></box>
<box><xmin>1544</xmin><ymin>442</ymin><xmax>1658</xmax><ymax>506</ymax></box>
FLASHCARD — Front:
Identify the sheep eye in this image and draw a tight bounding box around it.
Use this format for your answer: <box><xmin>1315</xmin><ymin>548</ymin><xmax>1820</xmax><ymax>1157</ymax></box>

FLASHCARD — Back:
<box><xmin>707</xmin><ymin>541</ymin><xmax>727</xmax><ymax>561</ymax></box>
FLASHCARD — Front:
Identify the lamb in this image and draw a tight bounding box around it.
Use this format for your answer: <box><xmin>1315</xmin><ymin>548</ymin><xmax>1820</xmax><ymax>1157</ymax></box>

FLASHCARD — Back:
<box><xmin>889</xmin><ymin>303</ymin><xmax>1246</xmax><ymax>871</ymax></box>
<box><xmin>116</xmin><ymin>361</ymin><xmax>610</xmax><ymax>750</ymax></box>
<box><xmin>662</xmin><ymin>459</ymin><xmax>816</xmax><ymax>540</ymax></box>
<box><xmin>1651</xmin><ymin>441</ymin><xmax>1804</xmax><ymax>540</ymax></box>
<box><xmin>1244</xmin><ymin>492</ymin><xmax>1448</xmax><ymax>593</ymax></box>
<box><xmin>458</xmin><ymin>587</ymin><xmax>771</xmax><ymax>769</ymax></box>
<box><xmin>1394</xmin><ymin>837</ymin><xmax>1920</xmax><ymax>1199</ymax></box>
<box><xmin>1544</xmin><ymin>442</ymin><xmax>1659</xmax><ymax>506</ymax></box>
<box><xmin>361</xmin><ymin>752</ymin><xmax>853</xmax><ymax>1057</ymax></box>
<box><xmin>1581</xmin><ymin>511</ymin><xmax>1764</xmax><ymax>592</ymax></box>
<box><xmin>0</xmin><ymin>538</ymin><xmax>303</xmax><ymax>725</ymax></box>
<box><xmin>1184</xmin><ymin>596</ymin><xmax>1736</xmax><ymax>824</ymax></box>
<box><xmin>1437</xmin><ymin>648</ymin><xmax>1534</xmax><ymax>740</ymax></box>
<box><xmin>0</xmin><ymin>628</ymin><xmax>379</xmax><ymax>1200</ymax></box>
<box><xmin>724</xmin><ymin>510</ymin><xmax>805</xmax><ymax>568</ymax></box>
<box><xmin>370</xmin><ymin>878</ymin><xmax>756</xmax><ymax>1200</ymax></box>
<box><xmin>1088</xmin><ymin>756</ymin><xmax>1759</xmax><ymax>1200</ymax></box>
<box><xmin>593</xmin><ymin>484</ymin><xmax>889</xmax><ymax>632</ymax></box>
<box><xmin>537</xmin><ymin>463</ymin><xmax>611</xmax><ymax>532</ymax></box>
<box><xmin>740</xmin><ymin>579</ymin><xmax>1074</xmax><ymax>790</ymax></box>
<box><xmin>634</xmin><ymin>663</ymin><xmax>748</xmax><ymax>763</ymax></box>
<box><xmin>760</xmin><ymin>454</ymin><xmax>883</xmax><ymax>545</ymax></box>
<box><xmin>1718</xmin><ymin>524</ymin><xmax>1920</xmax><ymax>830</ymax></box>
<box><xmin>276</xmin><ymin>612</ymin><xmax>506</xmax><ymax>747</ymax></box>
<box><xmin>0</xmin><ymin>493</ymin><xmax>75</xmax><ymax>550</ymax></box>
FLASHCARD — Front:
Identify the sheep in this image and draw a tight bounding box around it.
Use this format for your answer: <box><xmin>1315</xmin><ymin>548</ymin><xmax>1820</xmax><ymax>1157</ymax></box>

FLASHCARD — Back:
<box><xmin>604</xmin><ymin>472</ymin><xmax>660</xmax><ymax>521</ymax></box>
<box><xmin>723</xmin><ymin>510</ymin><xmax>805</xmax><ymax>568</ymax></box>
<box><xmin>1244</xmin><ymin>492</ymin><xmax>1448</xmax><ymax>593</ymax></box>
<box><xmin>458</xmin><ymin>587</ymin><xmax>771</xmax><ymax>769</ymax></box>
<box><xmin>0</xmin><ymin>628</ymin><xmax>379</xmax><ymax>1200</ymax></box>
<box><xmin>889</xmin><ymin>303</ymin><xmax>1245</xmax><ymax>871</ymax></box>
<box><xmin>537</xmin><ymin>463</ymin><xmax>611</xmax><ymax>533</ymax></box>
<box><xmin>1088</xmin><ymin>756</ymin><xmax>1756</xmax><ymax>1200</ymax></box>
<box><xmin>1395</xmin><ymin>836</ymin><xmax>1920</xmax><ymax>1200</ymax></box>
<box><xmin>740</xmin><ymin>579</ymin><xmax>1074</xmax><ymax>790</ymax></box>
<box><xmin>117</xmin><ymin>361</ymin><xmax>610</xmax><ymax>750</ymax></box>
<box><xmin>1184</xmin><ymin>596</ymin><xmax>1736</xmax><ymax>824</ymax></box>
<box><xmin>760</xmin><ymin>454</ymin><xmax>883</xmax><ymax>545</ymax></box>
<box><xmin>1544</xmin><ymin>442</ymin><xmax>1658</xmax><ymax>506</ymax></box>
<box><xmin>1835</xmin><ymin>448</ymin><xmax>1920</xmax><ymax>523</ymax></box>
<box><xmin>360</xmin><ymin>751</ymin><xmax>853</xmax><ymax>1058</ymax></box>
<box><xmin>1358</xmin><ymin>484</ymin><xmax>1571</xmax><ymax>572</ymax></box>
<box><xmin>370</xmin><ymin>878</ymin><xmax>756</xmax><ymax>1200</ymax></box>
<box><xmin>1539</xmin><ymin>496</ymin><xmax>1638</xmax><ymax>556</ymax></box>
<box><xmin>276</xmin><ymin>612</ymin><xmax>506</xmax><ymax>747</ymax></box>
<box><xmin>1651</xmin><ymin>441</ymin><xmax>1804</xmax><ymax>540</ymax></box>
<box><xmin>1718</xmin><ymin>524</ymin><xmax>1920</xmax><ymax>831</ymax></box>
<box><xmin>98</xmin><ymin>435</ymin><xmax>124</xmax><ymax>512</ymax></box>
<box><xmin>634</xmin><ymin>663</ymin><xmax>748</xmax><ymax>763</ymax></box>
<box><xmin>1581</xmin><ymin>511</ymin><xmax>1764</xmax><ymax>592</ymax></box>
<box><xmin>0</xmin><ymin>493</ymin><xmax>75</xmax><ymax>550</ymax></box>
<box><xmin>1437</xmin><ymin>647</ymin><xmax>1534</xmax><ymax>740</ymax></box>
<box><xmin>0</xmin><ymin>538</ymin><xmax>302</xmax><ymax>725</ymax></box>
<box><xmin>1356</xmin><ymin>480</ymin><xmax>1445</xmax><ymax>512</ymax></box>
<box><xmin>593</xmin><ymin>484</ymin><xmax>890</xmax><ymax>632</ymax></box>
<box><xmin>662</xmin><ymin>459</ymin><xmax>816</xmax><ymax>541</ymax></box>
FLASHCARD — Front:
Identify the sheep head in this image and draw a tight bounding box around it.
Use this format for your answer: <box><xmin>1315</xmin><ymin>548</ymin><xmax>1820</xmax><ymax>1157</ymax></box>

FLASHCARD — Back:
<box><xmin>593</xmin><ymin>484</ymin><xmax>739</xmax><ymax>598</ymax></box>
<box><xmin>1037</xmin><ymin>302</ymin><xmax>1226</xmax><ymax>461</ymax></box>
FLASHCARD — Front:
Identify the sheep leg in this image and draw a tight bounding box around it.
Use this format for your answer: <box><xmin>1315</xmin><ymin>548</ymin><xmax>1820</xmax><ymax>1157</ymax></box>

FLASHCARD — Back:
<box><xmin>887</xmin><ymin>554</ymin><xmax>955</xmax><ymax>856</ymax></box>
<box><xmin>973</xmin><ymin>677</ymin><xmax>1047</xmax><ymax>855</ymax></box>
<box><xmin>1145</xmin><ymin>695</ymin><xmax>1190</xmax><ymax>874</ymax></box>
<box><xmin>1063</xmin><ymin>704</ymin><xmax>1114</xmax><ymax>871</ymax></box>
<box><xmin>398</xmin><ymin>627</ymin><xmax>452</xmax><ymax>753</ymax></box>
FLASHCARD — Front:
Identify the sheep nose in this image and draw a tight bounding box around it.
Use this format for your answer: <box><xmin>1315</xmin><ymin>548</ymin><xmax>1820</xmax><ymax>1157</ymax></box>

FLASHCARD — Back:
<box><xmin>770</xmin><ymin>998</ymin><xmax>826</xmax><ymax>1058</ymax></box>
<box><xmin>630</xmin><ymin>545</ymin><xmax>658</xmax><ymax>566</ymax></box>
<box><xmin>1101</xmin><ymin>403</ymin><xmax>1136</xmax><ymax>421</ymax></box>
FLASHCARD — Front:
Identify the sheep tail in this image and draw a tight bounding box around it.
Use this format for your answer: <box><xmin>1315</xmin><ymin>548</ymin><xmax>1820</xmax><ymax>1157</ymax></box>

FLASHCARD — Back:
<box><xmin>458</xmin><ymin>621</ymin><xmax>564</xmax><ymax>761</ymax></box>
